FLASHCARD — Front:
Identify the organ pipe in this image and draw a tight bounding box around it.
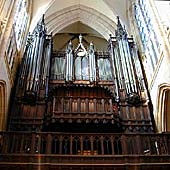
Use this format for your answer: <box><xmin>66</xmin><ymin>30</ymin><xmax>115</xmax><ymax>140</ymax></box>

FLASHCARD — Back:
<box><xmin>16</xmin><ymin>15</ymin><xmax>52</xmax><ymax>102</ymax></box>
<box><xmin>109</xmin><ymin>36</ymin><xmax>120</xmax><ymax>101</ymax></box>
<box><xmin>115</xmin><ymin>16</ymin><xmax>138</xmax><ymax>96</ymax></box>
<box><xmin>131</xmin><ymin>43</ymin><xmax>145</xmax><ymax>91</ymax></box>
<box><xmin>66</xmin><ymin>41</ymin><xmax>73</xmax><ymax>81</ymax></box>
<box><xmin>123</xmin><ymin>35</ymin><xmax>137</xmax><ymax>93</ymax></box>
<box><xmin>28</xmin><ymin>16</ymin><xmax>46</xmax><ymax>93</ymax></box>
<box><xmin>41</xmin><ymin>36</ymin><xmax>52</xmax><ymax>97</ymax></box>
<box><xmin>89</xmin><ymin>42</ymin><xmax>96</xmax><ymax>82</ymax></box>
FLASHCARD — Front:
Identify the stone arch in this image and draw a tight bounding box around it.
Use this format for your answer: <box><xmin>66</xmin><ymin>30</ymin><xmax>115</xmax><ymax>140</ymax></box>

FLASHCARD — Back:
<box><xmin>157</xmin><ymin>83</ymin><xmax>170</xmax><ymax>132</ymax></box>
<box><xmin>45</xmin><ymin>5</ymin><xmax>117</xmax><ymax>40</ymax></box>
<box><xmin>0</xmin><ymin>80</ymin><xmax>7</xmax><ymax>130</ymax></box>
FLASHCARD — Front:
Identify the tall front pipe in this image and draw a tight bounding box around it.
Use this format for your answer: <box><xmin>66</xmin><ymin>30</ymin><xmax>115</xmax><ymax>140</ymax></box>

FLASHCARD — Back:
<box><xmin>109</xmin><ymin>36</ymin><xmax>119</xmax><ymax>101</ymax></box>
<box><xmin>89</xmin><ymin>42</ymin><xmax>96</xmax><ymax>82</ymax></box>
<box><xmin>66</xmin><ymin>41</ymin><xmax>73</xmax><ymax>81</ymax></box>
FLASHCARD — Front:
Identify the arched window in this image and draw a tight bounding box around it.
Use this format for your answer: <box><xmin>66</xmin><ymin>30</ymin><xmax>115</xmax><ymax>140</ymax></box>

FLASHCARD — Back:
<box><xmin>157</xmin><ymin>84</ymin><xmax>170</xmax><ymax>132</ymax></box>
<box><xmin>134</xmin><ymin>0</ymin><xmax>161</xmax><ymax>78</ymax></box>
<box><xmin>13</xmin><ymin>0</ymin><xmax>29</xmax><ymax>49</ymax></box>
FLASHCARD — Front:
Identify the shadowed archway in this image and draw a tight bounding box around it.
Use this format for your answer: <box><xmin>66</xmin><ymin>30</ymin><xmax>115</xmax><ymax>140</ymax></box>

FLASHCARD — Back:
<box><xmin>157</xmin><ymin>83</ymin><xmax>170</xmax><ymax>132</ymax></box>
<box><xmin>0</xmin><ymin>80</ymin><xmax>7</xmax><ymax>130</ymax></box>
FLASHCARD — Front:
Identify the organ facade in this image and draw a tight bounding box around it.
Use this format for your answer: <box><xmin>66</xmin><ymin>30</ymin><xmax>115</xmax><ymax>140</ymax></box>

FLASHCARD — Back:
<box><xmin>0</xmin><ymin>10</ymin><xmax>170</xmax><ymax>170</ymax></box>
<box><xmin>9</xmin><ymin>17</ymin><xmax>152</xmax><ymax>134</ymax></box>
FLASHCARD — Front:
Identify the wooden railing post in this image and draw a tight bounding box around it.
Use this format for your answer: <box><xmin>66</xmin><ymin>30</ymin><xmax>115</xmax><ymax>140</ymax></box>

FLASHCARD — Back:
<box><xmin>31</xmin><ymin>133</ymin><xmax>36</xmax><ymax>154</ymax></box>
<box><xmin>90</xmin><ymin>136</ymin><xmax>93</xmax><ymax>154</ymax></box>
<box><xmin>121</xmin><ymin>135</ymin><xmax>127</xmax><ymax>155</ymax></box>
<box><xmin>59</xmin><ymin>135</ymin><xmax>62</xmax><ymax>154</ymax></box>
<box><xmin>70</xmin><ymin>135</ymin><xmax>73</xmax><ymax>155</ymax></box>
<box><xmin>80</xmin><ymin>136</ymin><xmax>83</xmax><ymax>155</ymax></box>
<box><xmin>20</xmin><ymin>134</ymin><xmax>25</xmax><ymax>153</ymax></box>
<box><xmin>136</xmin><ymin>135</ymin><xmax>142</xmax><ymax>154</ymax></box>
<box><xmin>101</xmin><ymin>136</ymin><xmax>104</xmax><ymax>155</ymax></box>
<box><xmin>111</xmin><ymin>136</ymin><xmax>114</xmax><ymax>155</ymax></box>
<box><xmin>1</xmin><ymin>132</ymin><xmax>8</xmax><ymax>153</ymax></box>
<box><xmin>46</xmin><ymin>133</ymin><xmax>52</xmax><ymax>154</ymax></box>
<box><xmin>11</xmin><ymin>133</ymin><xmax>16</xmax><ymax>153</ymax></box>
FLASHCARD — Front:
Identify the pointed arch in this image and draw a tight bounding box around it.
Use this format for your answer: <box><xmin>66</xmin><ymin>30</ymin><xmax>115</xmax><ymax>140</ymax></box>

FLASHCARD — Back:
<box><xmin>157</xmin><ymin>83</ymin><xmax>170</xmax><ymax>132</ymax></box>
<box><xmin>45</xmin><ymin>5</ymin><xmax>117</xmax><ymax>40</ymax></box>
<box><xmin>0</xmin><ymin>80</ymin><xmax>7</xmax><ymax>130</ymax></box>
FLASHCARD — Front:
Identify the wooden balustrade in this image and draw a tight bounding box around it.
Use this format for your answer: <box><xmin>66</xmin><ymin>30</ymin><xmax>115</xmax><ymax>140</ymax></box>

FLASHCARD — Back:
<box><xmin>52</xmin><ymin>97</ymin><xmax>115</xmax><ymax>114</ymax></box>
<box><xmin>0</xmin><ymin>132</ymin><xmax>170</xmax><ymax>156</ymax></box>
<box><xmin>49</xmin><ymin>97</ymin><xmax>119</xmax><ymax>124</ymax></box>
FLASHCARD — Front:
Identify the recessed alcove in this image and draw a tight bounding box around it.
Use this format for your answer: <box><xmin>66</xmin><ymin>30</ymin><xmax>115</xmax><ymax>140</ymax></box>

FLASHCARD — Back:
<box><xmin>52</xmin><ymin>21</ymin><xmax>108</xmax><ymax>51</ymax></box>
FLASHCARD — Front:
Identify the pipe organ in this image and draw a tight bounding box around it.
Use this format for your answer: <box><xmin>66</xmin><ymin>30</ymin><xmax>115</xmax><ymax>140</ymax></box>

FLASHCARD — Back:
<box><xmin>17</xmin><ymin>16</ymin><xmax>52</xmax><ymax>101</ymax></box>
<box><xmin>9</xmin><ymin>16</ymin><xmax>153</xmax><ymax>134</ymax></box>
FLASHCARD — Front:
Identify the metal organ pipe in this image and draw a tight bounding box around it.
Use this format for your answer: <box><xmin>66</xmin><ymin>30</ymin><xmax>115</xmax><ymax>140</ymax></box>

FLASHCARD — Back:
<box><xmin>26</xmin><ymin>31</ymin><xmax>39</xmax><ymax>92</ymax></box>
<box><xmin>40</xmin><ymin>36</ymin><xmax>51</xmax><ymax>86</ymax></box>
<box><xmin>66</xmin><ymin>41</ymin><xmax>73</xmax><ymax>81</ymax></box>
<box><xmin>122</xmin><ymin>37</ymin><xmax>136</xmax><ymax>93</ymax></box>
<box><xmin>89</xmin><ymin>42</ymin><xmax>96</xmax><ymax>82</ymax></box>
<box><xmin>33</xmin><ymin>31</ymin><xmax>45</xmax><ymax>91</ymax></box>
<box><xmin>117</xmin><ymin>39</ymin><xmax>131</xmax><ymax>94</ymax></box>
<box><xmin>19</xmin><ymin>42</ymin><xmax>31</xmax><ymax>88</ymax></box>
<box><xmin>115</xmin><ymin>16</ymin><xmax>138</xmax><ymax>96</ymax></box>
<box><xmin>124</xmin><ymin>39</ymin><xmax>137</xmax><ymax>93</ymax></box>
<box><xmin>16</xmin><ymin>15</ymin><xmax>52</xmax><ymax>102</ymax></box>
<box><xmin>132</xmin><ymin>43</ymin><xmax>145</xmax><ymax>91</ymax></box>
<box><xmin>26</xmin><ymin>17</ymin><xmax>46</xmax><ymax>93</ymax></box>
<box><xmin>114</xmin><ymin>47</ymin><xmax>124</xmax><ymax>89</ymax></box>
<box><xmin>41</xmin><ymin>37</ymin><xmax>52</xmax><ymax>97</ymax></box>
<box><xmin>109</xmin><ymin>37</ymin><xmax>120</xmax><ymax>101</ymax></box>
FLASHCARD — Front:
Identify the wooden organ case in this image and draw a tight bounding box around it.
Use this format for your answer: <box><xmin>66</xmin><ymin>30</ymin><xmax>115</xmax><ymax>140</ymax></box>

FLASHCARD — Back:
<box><xmin>9</xmin><ymin>16</ymin><xmax>154</xmax><ymax>136</ymax></box>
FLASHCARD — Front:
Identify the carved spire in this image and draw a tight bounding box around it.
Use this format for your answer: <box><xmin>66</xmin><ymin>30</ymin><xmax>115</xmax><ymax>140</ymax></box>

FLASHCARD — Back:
<box><xmin>75</xmin><ymin>34</ymin><xmax>87</xmax><ymax>55</ymax></box>
<box><xmin>67</xmin><ymin>40</ymin><xmax>73</xmax><ymax>53</ymax></box>
<box><xmin>79</xmin><ymin>34</ymin><xmax>83</xmax><ymax>43</ymax></box>
<box><xmin>115</xmin><ymin>16</ymin><xmax>127</xmax><ymax>40</ymax></box>
<box><xmin>36</xmin><ymin>14</ymin><xmax>46</xmax><ymax>35</ymax></box>
<box><xmin>89</xmin><ymin>41</ymin><xmax>94</xmax><ymax>53</ymax></box>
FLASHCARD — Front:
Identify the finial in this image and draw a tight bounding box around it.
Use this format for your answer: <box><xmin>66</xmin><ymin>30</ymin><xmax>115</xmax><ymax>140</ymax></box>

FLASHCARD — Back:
<box><xmin>79</xmin><ymin>34</ymin><xmax>82</xmax><ymax>43</ymax></box>
<box><xmin>69</xmin><ymin>40</ymin><xmax>72</xmax><ymax>45</ymax></box>
<box><xmin>117</xmin><ymin>16</ymin><xmax>121</xmax><ymax>26</ymax></box>
<box><xmin>90</xmin><ymin>41</ymin><xmax>93</xmax><ymax>46</ymax></box>
<box><xmin>67</xmin><ymin>40</ymin><xmax>73</xmax><ymax>51</ymax></box>
<box><xmin>42</xmin><ymin>14</ymin><xmax>45</xmax><ymax>23</ymax></box>
<box><xmin>89</xmin><ymin>41</ymin><xmax>94</xmax><ymax>51</ymax></box>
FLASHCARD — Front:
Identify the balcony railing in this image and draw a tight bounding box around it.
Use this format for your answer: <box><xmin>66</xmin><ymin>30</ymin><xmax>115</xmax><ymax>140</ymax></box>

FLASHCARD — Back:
<box><xmin>0</xmin><ymin>132</ymin><xmax>170</xmax><ymax>156</ymax></box>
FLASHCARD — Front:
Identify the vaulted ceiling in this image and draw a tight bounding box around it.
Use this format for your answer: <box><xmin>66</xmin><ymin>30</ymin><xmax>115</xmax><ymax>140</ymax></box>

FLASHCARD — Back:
<box><xmin>30</xmin><ymin>0</ymin><xmax>129</xmax><ymax>40</ymax></box>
